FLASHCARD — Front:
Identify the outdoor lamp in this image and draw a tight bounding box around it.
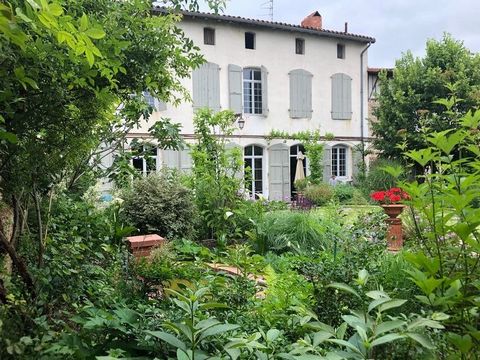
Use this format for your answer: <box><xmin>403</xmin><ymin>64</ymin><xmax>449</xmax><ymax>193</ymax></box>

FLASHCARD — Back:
<box><xmin>235</xmin><ymin>113</ymin><xmax>245</xmax><ymax>130</ymax></box>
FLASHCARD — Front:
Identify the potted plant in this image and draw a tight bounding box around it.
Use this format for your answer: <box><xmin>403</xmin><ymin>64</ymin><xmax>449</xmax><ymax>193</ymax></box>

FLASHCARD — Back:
<box><xmin>370</xmin><ymin>188</ymin><xmax>409</xmax><ymax>251</ymax></box>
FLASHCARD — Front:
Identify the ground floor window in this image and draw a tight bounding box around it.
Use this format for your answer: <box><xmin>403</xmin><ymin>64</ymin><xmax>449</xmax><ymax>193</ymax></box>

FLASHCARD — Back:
<box><xmin>132</xmin><ymin>144</ymin><xmax>157</xmax><ymax>176</ymax></box>
<box><xmin>244</xmin><ymin>145</ymin><xmax>263</xmax><ymax>196</ymax></box>
<box><xmin>332</xmin><ymin>145</ymin><xmax>347</xmax><ymax>177</ymax></box>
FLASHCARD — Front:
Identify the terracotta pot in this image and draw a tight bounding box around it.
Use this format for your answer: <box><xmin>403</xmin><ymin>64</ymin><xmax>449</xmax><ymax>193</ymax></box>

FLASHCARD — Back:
<box><xmin>381</xmin><ymin>204</ymin><xmax>405</xmax><ymax>251</ymax></box>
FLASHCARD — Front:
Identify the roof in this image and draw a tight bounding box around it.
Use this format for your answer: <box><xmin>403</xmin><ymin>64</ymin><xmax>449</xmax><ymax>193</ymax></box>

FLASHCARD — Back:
<box><xmin>152</xmin><ymin>6</ymin><xmax>376</xmax><ymax>44</ymax></box>
<box><xmin>368</xmin><ymin>67</ymin><xmax>394</xmax><ymax>74</ymax></box>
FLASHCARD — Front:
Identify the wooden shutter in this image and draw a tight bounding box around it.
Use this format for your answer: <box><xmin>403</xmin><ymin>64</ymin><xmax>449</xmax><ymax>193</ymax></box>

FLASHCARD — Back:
<box><xmin>155</xmin><ymin>99</ymin><xmax>167</xmax><ymax>111</ymax></box>
<box><xmin>352</xmin><ymin>146</ymin><xmax>362</xmax><ymax>182</ymax></box>
<box><xmin>162</xmin><ymin>149</ymin><xmax>180</xmax><ymax>169</ymax></box>
<box><xmin>289</xmin><ymin>69</ymin><xmax>313</xmax><ymax>119</ymax></box>
<box><xmin>225</xmin><ymin>142</ymin><xmax>243</xmax><ymax>179</ymax></box>
<box><xmin>193</xmin><ymin>62</ymin><xmax>220</xmax><ymax>111</ymax></box>
<box><xmin>331</xmin><ymin>73</ymin><xmax>352</xmax><ymax>120</ymax></box>
<box><xmin>228</xmin><ymin>64</ymin><xmax>243</xmax><ymax>114</ymax></box>
<box><xmin>180</xmin><ymin>148</ymin><xmax>192</xmax><ymax>173</ymax></box>
<box><xmin>323</xmin><ymin>145</ymin><xmax>332</xmax><ymax>182</ymax></box>
<box><xmin>261</xmin><ymin>65</ymin><xmax>269</xmax><ymax>117</ymax></box>
<box><xmin>268</xmin><ymin>144</ymin><xmax>290</xmax><ymax>201</ymax></box>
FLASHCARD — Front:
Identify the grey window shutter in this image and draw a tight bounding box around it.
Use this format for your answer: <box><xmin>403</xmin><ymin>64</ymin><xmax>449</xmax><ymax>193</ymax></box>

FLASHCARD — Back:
<box><xmin>268</xmin><ymin>144</ymin><xmax>290</xmax><ymax>201</ymax></box>
<box><xmin>323</xmin><ymin>145</ymin><xmax>332</xmax><ymax>182</ymax></box>
<box><xmin>193</xmin><ymin>62</ymin><xmax>220</xmax><ymax>111</ymax></box>
<box><xmin>352</xmin><ymin>146</ymin><xmax>362</xmax><ymax>182</ymax></box>
<box><xmin>192</xmin><ymin>64</ymin><xmax>208</xmax><ymax>110</ymax></box>
<box><xmin>289</xmin><ymin>69</ymin><xmax>312</xmax><ymax>119</ymax></box>
<box><xmin>225</xmin><ymin>143</ymin><xmax>243</xmax><ymax>179</ymax></box>
<box><xmin>228</xmin><ymin>64</ymin><xmax>243</xmax><ymax>113</ymax></box>
<box><xmin>208</xmin><ymin>63</ymin><xmax>220</xmax><ymax>112</ymax></box>
<box><xmin>162</xmin><ymin>149</ymin><xmax>180</xmax><ymax>169</ymax></box>
<box><xmin>155</xmin><ymin>99</ymin><xmax>167</xmax><ymax>111</ymax></box>
<box><xmin>180</xmin><ymin>148</ymin><xmax>192</xmax><ymax>173</ymax></box>
<box><xmin>261</xmin><ymin>65</ymin><xmax>269</xmax><ymax>116</ymax></box>
<box><xmin>331</xmin><ymin>73</ymin><xmax>352</xmax><ymax>120</ymax></box>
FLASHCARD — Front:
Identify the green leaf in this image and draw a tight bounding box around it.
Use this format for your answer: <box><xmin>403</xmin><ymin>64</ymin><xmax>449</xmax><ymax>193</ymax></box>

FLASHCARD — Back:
<box><xmin>313</xmin><ymin>331</ymin><xmax>333</xmax><ymax>346</ymax></box>
<box><xmin>327</xmin><ymin>339</ymin><xmax>363</xmax><ymax>354</ymax></box>
<box><xmin>49</xmin><ymin>3</ymin><xmax>63</xmax><ymax>16</ymax></box>
<box><xmin>177</xmin><ymin>349</ymin><xmax>191</xmax><ymax>360</ymax></box>
<box><xmin>266</xmin><ymin>329</ymin><xmax>281</xmax><ymax>342</ymax></box>
<box><xmin>375</xmin><ymin>320</ymin><xmax>406</xmax><ymax>336</ymax></box>
<box><xmin>85</xmin><ymin>48</ymin><xmax>94</xmax><ymax>67</ymax></box>
<box><xmin>327</xmin><ymin>283</ymin><xmax>361</xmax><ymax>299</ymax></box>
<box><xmin>378</xmin><ymin>299</ymin><xmax>407</xmax><ymax>313</ymax></box>
<box><xmin>198</xmin><ymin>323</ymin><xmax>239</xmax><ymax>341</ymax></box>
<box><xmin>79</xmin><ymin>13</ymin><xmax>89</xmax><ymax>31</ymax></box>
<box><xmin>0</xmin><ymin>131</ymin><xmax>18</xmax><ymax>144</ymax></box>
<box><xmin>406</xmin><ymin>333</ymin><xmax>435</xmax><ymax>349</ymax></box>
<box><xmin>370</xmin><ymin>333</ymin><xmax>404</xmax><ymax>347</ymax></box>
<box><xmin>146</xmin><ymin>331</ymin><xmax>187</xmax><ymax>351</ymax></box>
<box><xmin>85</xmin><ymin>27</ymin><xmax>105</xmax><ymax>39</ymax></box>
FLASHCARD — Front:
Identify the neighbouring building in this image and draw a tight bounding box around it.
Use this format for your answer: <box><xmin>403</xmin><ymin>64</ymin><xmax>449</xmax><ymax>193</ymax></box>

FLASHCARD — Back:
<box><xmin>367</xmin><ymin>67</ymin><xmax>393</xmax><ymax>136</ymax></box>
<box><xmin>102</xmin><ymin>8</ymin><xmax>376</xmax><ymax>201</ymax></box>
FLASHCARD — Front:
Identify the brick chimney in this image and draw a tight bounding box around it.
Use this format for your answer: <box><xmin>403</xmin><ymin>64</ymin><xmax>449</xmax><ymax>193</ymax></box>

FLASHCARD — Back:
<box><xmin>301</xmin><ymin>11</ymin><xmax>322</xmax><ymax>30</ymax></box>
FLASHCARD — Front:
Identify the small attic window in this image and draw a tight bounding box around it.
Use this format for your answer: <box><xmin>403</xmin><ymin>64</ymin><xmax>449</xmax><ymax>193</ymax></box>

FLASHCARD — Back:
<box><xmin>204</xmin><ymin>27</ymin><xmax>215</xmax><ymax>45</ymax></box>
<box><xmin>295</xmin><ymin>38</ymin><xmax>305</xmax><ymax>55</ymax></box>
<box><xmin>337</xmin><ymin>43</ymin><xmax>345</xmax><ymax>59</ymax></box>
<box><xmin>245</xmin><ymin>32</ymin><xmax>255</xmax><ymax>49</ymax></box>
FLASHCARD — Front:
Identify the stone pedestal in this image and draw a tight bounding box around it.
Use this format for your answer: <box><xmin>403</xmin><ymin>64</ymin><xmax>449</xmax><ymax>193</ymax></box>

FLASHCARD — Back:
<box><xmin>381</xmin><ymin>205</ymin><xmax>405</xmax><ymax>251</ymax></box>
<box><xmin>126</xmin><ymin>234</ymin><xmax>165</xmax><ymax>258</ymax></box>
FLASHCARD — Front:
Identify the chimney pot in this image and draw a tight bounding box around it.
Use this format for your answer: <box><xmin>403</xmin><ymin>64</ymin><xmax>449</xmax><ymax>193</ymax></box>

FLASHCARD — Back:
<box><xmin>344</xmin><ymin>22</ymin><xmax>348</xmax><ymax>33</ymax></box>
<box><xmin>301</xmin><ymin>11</ymin><xmax>322</xmax><ymax>30</ymax></box>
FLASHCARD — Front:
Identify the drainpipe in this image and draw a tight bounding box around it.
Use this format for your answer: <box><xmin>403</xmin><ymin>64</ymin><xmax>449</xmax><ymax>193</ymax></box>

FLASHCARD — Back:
<box><xmin>360</xmin><ymin>42</ymin><xmax>372</xmax><ymax>171</ymax></box>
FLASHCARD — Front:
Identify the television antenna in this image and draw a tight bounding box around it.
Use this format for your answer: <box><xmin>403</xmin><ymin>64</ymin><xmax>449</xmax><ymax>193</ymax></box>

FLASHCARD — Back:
<box><xmin>261</xmin><ymin>0</ymin><xmax>273</xmax><ymax>21</ymax></box>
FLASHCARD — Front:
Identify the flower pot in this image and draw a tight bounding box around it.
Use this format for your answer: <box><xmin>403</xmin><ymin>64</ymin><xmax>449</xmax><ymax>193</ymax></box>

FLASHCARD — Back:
<box><xmin>381</xmin><ymin>204</ymin><xmax>405</xmax><ymax>251</ymax></box>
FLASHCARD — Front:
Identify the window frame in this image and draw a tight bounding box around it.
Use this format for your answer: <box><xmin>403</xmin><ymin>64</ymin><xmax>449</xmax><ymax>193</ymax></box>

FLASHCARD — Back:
<box><xmin>203</xmin><ymin>27</ymin><xmax>215</xmax><ymax>45</ymax></box>
<box><xmin>331</xmin><ymin>145</ymin><xmax>347</xmax><ymax>178</ymax></box>
<box><xmin>337</xmin><ymin>43</ymin><xmax>345</xmax><ymax>59</ymax></box>
<box><xmin>243</xmin><ymin>68</ymin><xmax>263</xmax><ymax>115</ymax></box>
<box><xmin>245</xmin><ymin>32</ymin><xmax>256</xmax><ymax>50</ymax></box>
<box><xmin>244</xmin><ymin>145</ymin><xmax>264</xmax><ymax>197</ymax></box>
<box><xmin>132</xmin><ymin>145</ymin><xmax>158</xmax><ymax>176</ymax></box>
<box><xmin>295</xmin><ymin>38</ymin><xmax>305</xmax><ymax>55</ymax></box>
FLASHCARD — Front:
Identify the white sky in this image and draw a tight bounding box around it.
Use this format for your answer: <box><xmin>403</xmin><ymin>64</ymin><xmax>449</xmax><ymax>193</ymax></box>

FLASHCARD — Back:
<box><xmin>198</xmin><ymin>0</ymin><xmax>480</xmax><ymax>67</ymax></box>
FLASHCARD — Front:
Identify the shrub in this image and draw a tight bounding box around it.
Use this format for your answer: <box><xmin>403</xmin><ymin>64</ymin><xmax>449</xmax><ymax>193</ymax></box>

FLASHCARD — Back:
<box><xmin>122</xmin><ymin>171</ymin><xmax>198</xmax><ymax>240</ymax></box>
<box><xmin>303</xmin><ymin>183</ymin><xmax>334</xmax><ymax>206</ymax></box>
<box><xmin>361</xmin><ymin>158</ymin><xmax>406</xmax><ymax>194</ymax></box>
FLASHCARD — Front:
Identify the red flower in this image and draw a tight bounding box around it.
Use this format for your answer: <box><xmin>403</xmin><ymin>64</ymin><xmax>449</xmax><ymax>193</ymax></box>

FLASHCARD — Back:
<box><xmin>371</xmin><ymin>187</ymin><xmax>409</xmax><ymax>204</ymax></box>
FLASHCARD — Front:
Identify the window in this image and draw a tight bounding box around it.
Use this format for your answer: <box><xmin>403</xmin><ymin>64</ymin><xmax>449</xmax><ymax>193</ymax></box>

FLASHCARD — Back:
<box><xmin>337</xmin><ymin>43</ymin><xmax>345</xmax><ymax>59</ymax></box>
<box><xmin>203</xmin><ymin>27</ymin><xmax>215</xmax><ymax>45</ymax></box>
<box><xmin>289</xmin><ymin>69</ymin><xmax>313</xmax><ymax>118</ymax></box>
<box><xmin>244</xmin><ymin>145</ymin><xmax>263</xmax><ymax>197</ymax></box>
<box><xmin>132</xmin><ymin>144</ymin><xmax>157</xmax><ymax>176</ymax></box>
<box><xmin>332</xmin><ymin>146</ymin><xmax>347</xmax><ymax>177</ymax></box>
<box><xmin>295</xmin><ymin>38</ymin><xmax>305</xmax><ymax>55</ymax></box>
<box><xmin>243</xmin><ymin>68</ymin><xmax>262</xmax><ymax>114</ymax></box>
<box><xmin>245</xmin><ymin>32</ymin><xmax>255</xmax><ymax>49</ymax></box>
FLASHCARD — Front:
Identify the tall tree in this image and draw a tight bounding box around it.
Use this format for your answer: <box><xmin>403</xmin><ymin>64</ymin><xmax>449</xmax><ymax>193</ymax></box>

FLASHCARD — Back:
<box><xmin>372</xmin><ymin>34</ymin><xmax>480</xmax><ymax>161</ymax></box>
<box><xmin>0</xmin><ymin>0</ymin><xmax>224</xmax><ymax>301</ymax></box>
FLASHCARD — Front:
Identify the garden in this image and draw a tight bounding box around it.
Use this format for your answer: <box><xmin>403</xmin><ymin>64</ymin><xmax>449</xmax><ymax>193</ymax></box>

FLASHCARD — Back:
<box><xmin>1</xmin><ymin>0</ymin><xmax>479</xmax><ymax>359</ymax></box>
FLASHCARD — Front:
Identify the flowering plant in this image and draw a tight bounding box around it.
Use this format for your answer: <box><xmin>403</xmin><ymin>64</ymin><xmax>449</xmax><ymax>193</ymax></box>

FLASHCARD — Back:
<box><xmin>370</xmin><ymin>187</ymin><xmax>409</xmax><ymax>204</ymax></box>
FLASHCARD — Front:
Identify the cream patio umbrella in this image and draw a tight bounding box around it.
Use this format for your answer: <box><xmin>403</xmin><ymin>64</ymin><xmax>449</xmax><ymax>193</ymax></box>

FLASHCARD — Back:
<box><xmin>294</xmin><ymin>151</ymin><xmax>306</xmax><ymax>183</ymax></box>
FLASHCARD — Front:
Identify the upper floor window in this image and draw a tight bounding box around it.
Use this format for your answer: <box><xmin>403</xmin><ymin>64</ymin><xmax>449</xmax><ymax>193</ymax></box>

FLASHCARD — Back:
<box><xmin>243</xmin><ymin>68</ymin><xmax>262</xmax><ymax>114</ymax></box>
<box><xmin>204</xmin><ymin>27</ymin><xmax>215</xmax><ymax>45</ymax></box>
<box><xmin>337</xmin><ymin>43</ymin><xmax>345</xmax><ymax>59</ymax></box>
<box><xmin>332</xmin><ymin>145</ymin><xmax>347</xmax><ymax>177</ymax></box>
<box><xmin>331</xmin><ymin>73</ymin><xmax>352</xmax><ymax>120</ymax></box>
<box><xmin>295</xmin><ymin>38</ymin><xmax>305</xmax><ymax>55</ymax></box>
<box><xmin>245</xmin><ymin>32</ymin><xmax>255</xmax><ymax>49</ymax></box>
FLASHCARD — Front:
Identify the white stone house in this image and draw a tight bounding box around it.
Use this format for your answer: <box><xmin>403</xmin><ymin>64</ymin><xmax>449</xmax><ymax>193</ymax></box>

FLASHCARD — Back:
<box><xmin>107</xmin><ymin>8</ymin><xmax>376</xmax><ymax>201</ymax></box>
